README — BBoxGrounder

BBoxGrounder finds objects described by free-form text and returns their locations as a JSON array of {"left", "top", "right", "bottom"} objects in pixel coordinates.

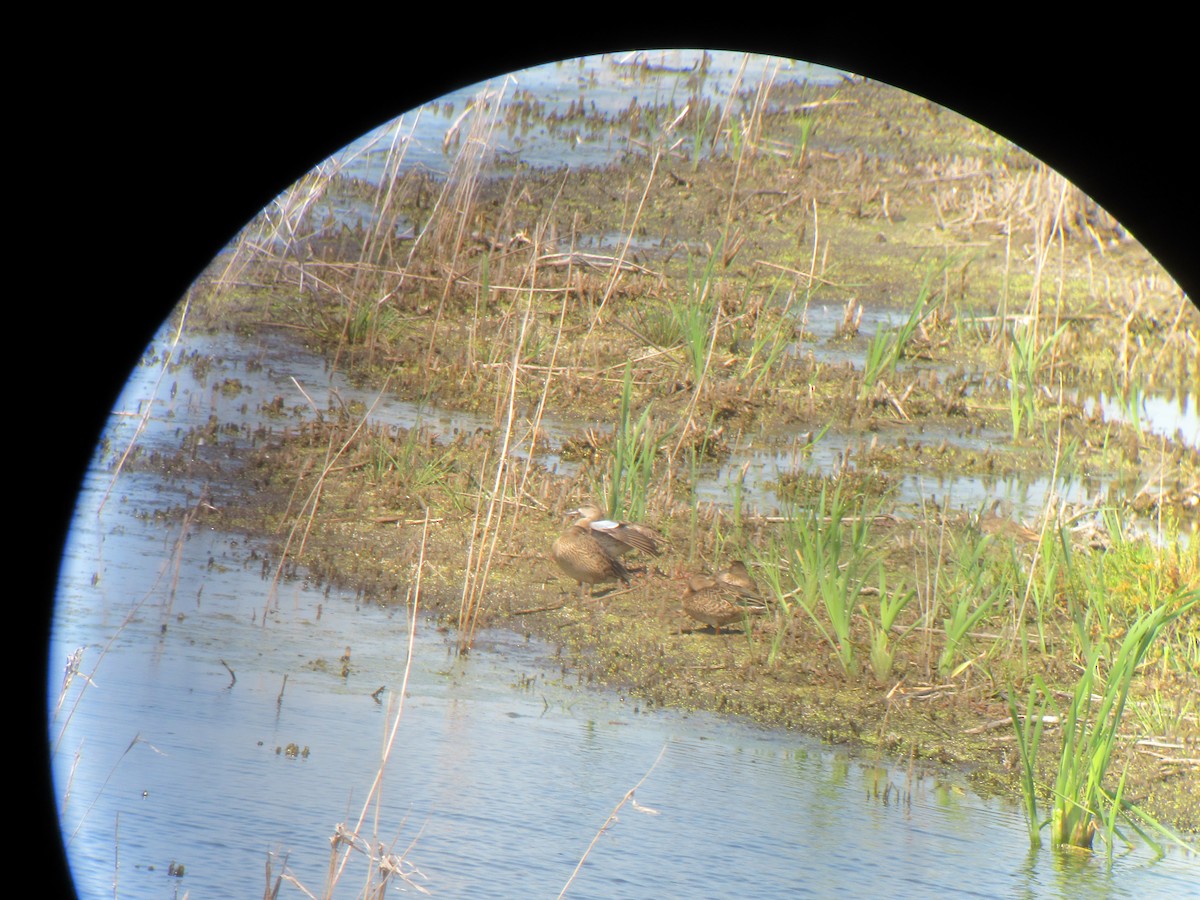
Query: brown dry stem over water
[{"left": 166, "top": 76, "right": 1198, "bottom": 839}]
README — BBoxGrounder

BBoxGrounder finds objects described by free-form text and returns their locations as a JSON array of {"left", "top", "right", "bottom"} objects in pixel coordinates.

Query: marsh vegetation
[{"left": 123, "top": 52, "right": 1199, "bottom": 873}]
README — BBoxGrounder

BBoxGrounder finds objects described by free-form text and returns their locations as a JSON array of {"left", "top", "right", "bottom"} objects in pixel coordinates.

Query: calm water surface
[{"left": 49, "top": 324, "right": 1198, "bottom": 898}]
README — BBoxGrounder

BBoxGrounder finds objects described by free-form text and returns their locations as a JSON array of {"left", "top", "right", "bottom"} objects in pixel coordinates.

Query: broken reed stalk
[
  {"left": 262, "top": 377, "right": 391, "bottom": 624},
  {"left": 326, "top": 512, "right": 430, "bottom": 896},
  {"left": 557, "top": 743, "right": 667, "bottom": 899}
]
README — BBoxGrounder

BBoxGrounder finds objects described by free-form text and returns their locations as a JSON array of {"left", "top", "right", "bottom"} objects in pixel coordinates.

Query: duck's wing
[
  {"left": 716, "top": 564, "right": 762, "bottom": 601},
  {"left": 586, "top": 518, "right": 663, "bottom": 557}
]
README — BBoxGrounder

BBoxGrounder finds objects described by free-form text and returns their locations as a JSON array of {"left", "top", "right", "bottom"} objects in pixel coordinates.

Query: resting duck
[
  {"left": 715, "top": 559, "right": 762, "bottom": 601},
  {"left": 552, "top": 514, "right": 631, "bottom": 597},
  {"left": 977, "top": 499, "right": 1040, "bottom": 544},
  {"left": 680, "top": 572, "right": 766, "bottom": 634},
  {"left": 567, "top": 504, "right": 666, "bottom": 559}
]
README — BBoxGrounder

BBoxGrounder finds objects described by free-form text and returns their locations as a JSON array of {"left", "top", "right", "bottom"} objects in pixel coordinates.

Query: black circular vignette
[{"left": 43, "top": 23, "right": 1195, "bottom": 898}]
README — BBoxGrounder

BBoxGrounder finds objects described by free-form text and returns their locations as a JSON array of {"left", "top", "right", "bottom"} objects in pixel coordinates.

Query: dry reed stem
[
  {"left": 458, "top": 289, "right": 535, "bottom": 649},
  {"left": 424, "top": 79, "right": 514, "bottom": 366},
  {"left": 326, "top": 513, "right": 430, "bottom": 896},
  {"left": 164, "top": 489, "right": 210, "bottom": 618},
  {"left": 709, "top": 53, "right": 748, "bottom": 155},
  {"left": 582, "top": 146, "right": 663, "bottom": 347},
  {"left": 457, "top": 447, "right": 491, "bottom": 647},
  {"left": 356, "top": 112, "right": 421, "bottom": 291},
  {"left": 511, "top": 219, "right": 575, "bottom": 536},
  {"left": 557, "top": 743, "right": 668, "bottom": 898},
  {"left": 915, "top": 481, "right": 950, "bottom": 681},
  {"left": 668, "top": 130, "right": 761, "bottom": 458},
  {"left": 66, "top": 734, "right": 164, "bottom": 848},
  {"left": 1011, "top": 383, "right": 1068, "bottom": 650}
]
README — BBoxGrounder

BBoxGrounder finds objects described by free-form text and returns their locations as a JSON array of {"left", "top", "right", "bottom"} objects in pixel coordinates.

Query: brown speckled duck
[
  {"left": 680, "top": 573, "right": 765, "bottom": 634},
  {"left": 715, "top": 559, "right": 762, "bottom": 601},
  {"left": 568, "top": 504, "right": 666, "bottom": 559},
  {"left": 552, "top": 514, "right": 631, "bottom": 597}
]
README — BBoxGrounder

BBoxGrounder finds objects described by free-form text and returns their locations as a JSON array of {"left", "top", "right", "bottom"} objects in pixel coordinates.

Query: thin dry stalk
[
  {"left": 356, "top": 112, "right": 422, "bottom": 289},
  {"left": 557, "top": 744, "right": 667, "bottom": 899},
  {"left": 663, "top": 96, "right": 761, "bottom": 453},
  {"left": 423, "top": 79, "right": 515, "bottom": 365},
  {"left": 710, "top": 53, "right": 749, "bottom": 153},
  {"left": 914, "top": 482, "right": 950, "bottom": 680},
  {"left": 511, "top": 219, "right": 575, "bottom": 535},
  {"left": 741, "top": 57, "right": 780, "bottom": 152},
  {"left": 582, "top": 141, "right": 666, "bottom": 347},
  {"left": 265, "top": 849, "right": 287, "bottom": 900},
  {"left": 66, "top": 734, "right": 164, "bottom": 848},
  {"left": 53, "top": 501, "right": 200, "bottom": 756},
  {"left": 1011, "top": 382, "right": 1068, "bottom": 649},
  {"left": 210, "top": 132, "right": 379, "bottom": 299},
  {"left": 325, "top": 513, "right": 430, "bottom": 897},
  {"left": 458, "top": 291, "right": 535, "bottom": 650},
  {"left": 457, "top": 447, "right": 492, "bottom": 643},
  {"left": 669, "top": 285, "right": 723, "bottom": 459},
  {"left": 163, "top": 489, "right": 210, "bottom": 618},
  {"left": 1024, "top": 168, "right": 1069, "bottom": 343}
]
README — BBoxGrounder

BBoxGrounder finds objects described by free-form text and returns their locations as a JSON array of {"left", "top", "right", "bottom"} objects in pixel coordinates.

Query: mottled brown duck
[
  {"left": 978, "top": 499, "right": 1040, "bottom": 543},
  {"left": 680, "top": 573, "right": 765, "bottom": 635},
  {"left": 552, "top": 516, "right": 631, "bottom": 597},
  {"left": 568, "top": 505, "right": 666, "bottom": 559},
  {"left": 715, "top": 559, "right": 762, "bottom": 601}
]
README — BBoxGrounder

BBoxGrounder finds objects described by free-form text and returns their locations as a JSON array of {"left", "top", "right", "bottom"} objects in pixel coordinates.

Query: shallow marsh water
[
  {"left": 339, "top": 51, "right": 845, "bottom": 178},
  {"left": 49, "top": 324, "right": 1198, "bottom": 897}
]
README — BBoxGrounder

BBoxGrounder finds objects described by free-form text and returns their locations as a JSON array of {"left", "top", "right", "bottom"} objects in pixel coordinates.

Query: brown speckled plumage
[
  {"left": 681, "top": 573, "right": 764, "bottom": 634},
  {"left": 715, "top": 560, "right": 762, "bottom": 601},
  {"left": 552, "top": 518, "right": 631, "bottom": 596},
  {"left": 978, "top": 501, "right": 1040, "bottom": 544}
]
